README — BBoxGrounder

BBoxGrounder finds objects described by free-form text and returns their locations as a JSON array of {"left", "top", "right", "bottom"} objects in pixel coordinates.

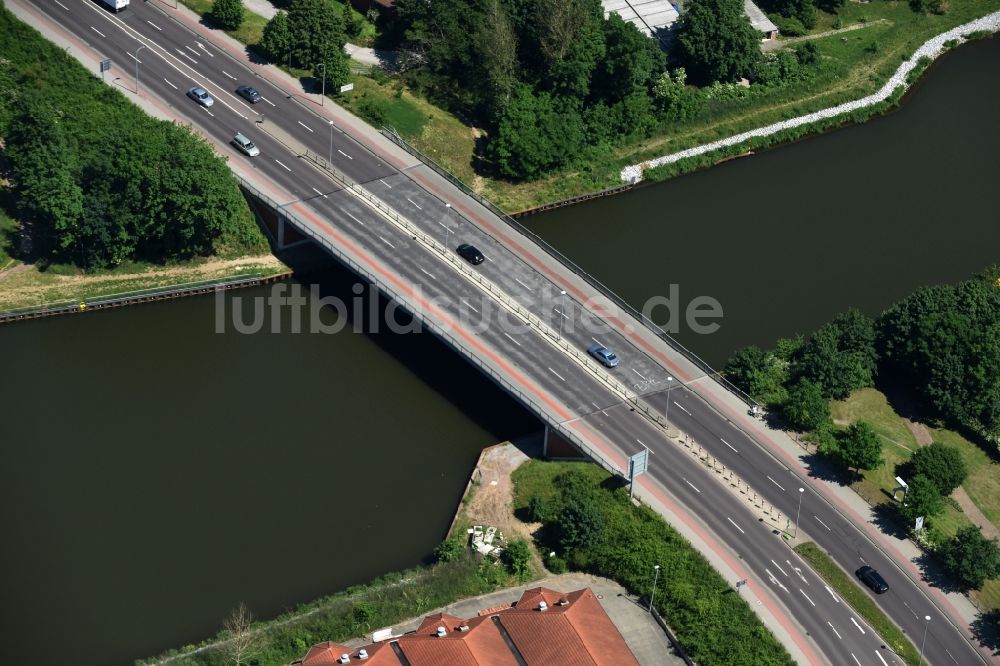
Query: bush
[
  {"left": 503, "top": 539, "right": 532, "bottom": 580},
  {"left": 527, "top": 494, "right": 553, "bottom": 523},
  {"left": 772, "top": 15, "right": 806, "bottom": 37},
  {"left": 357, "top": 97, "right": 388, "bottom": 126},
  {"left": 211, "top": 0, "right": 244, "bottom": 31},
  {"left": 433, "top": 532, "right": 468, "bottom": 563},
  {"left": 911, "top": 442, "right": 967, "bottom": 495}
]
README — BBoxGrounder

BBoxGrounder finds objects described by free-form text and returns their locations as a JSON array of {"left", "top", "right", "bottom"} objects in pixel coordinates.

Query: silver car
[
  {"left": 187, "top": 86, "right": 214, "bottom": 107},
  {"left": 232, "top": 132, "right": 260, "bottom": 157},
  {"left": 587, "top": 344, "right": 620, "bottom": 368}
]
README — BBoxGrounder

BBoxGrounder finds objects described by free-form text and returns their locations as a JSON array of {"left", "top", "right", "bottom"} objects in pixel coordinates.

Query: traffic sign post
[
  {"left": 628, "top": 448, "right": 649, "bottom": 498},
  {"left": 100, "top": 58, "right": 111, "bottom": 82}
]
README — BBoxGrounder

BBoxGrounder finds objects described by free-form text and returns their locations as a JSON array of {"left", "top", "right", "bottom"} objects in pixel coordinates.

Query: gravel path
[{"left": 621, "top": 12, "right": 1000, "bottom": 183}]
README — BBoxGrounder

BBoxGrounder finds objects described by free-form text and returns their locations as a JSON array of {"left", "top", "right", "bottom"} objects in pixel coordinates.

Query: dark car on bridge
[
  {"left": 587, "top": 344, "right": 620, "bottom": 368},
  {"left": 236, "top": 85, "right": 262, "bottom": 104},
  {"left": 456, "top": 243, "right": 485, "bottom": 265},
  {"left": 856, "top": 566, "right": 889, "bottom": 594}
]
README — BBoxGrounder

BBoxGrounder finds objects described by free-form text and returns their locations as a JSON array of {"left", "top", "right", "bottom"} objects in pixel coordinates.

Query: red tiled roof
[{"left": 298, "top": 587, "right": 638, "bottom": 666}]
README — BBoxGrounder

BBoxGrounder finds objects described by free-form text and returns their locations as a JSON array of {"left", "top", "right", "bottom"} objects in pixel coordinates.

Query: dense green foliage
[
  {"left": 819, "top": 421, "right": 883, "bottom": 472},
  {"left": 513, "top": 461, "right": 795, "bottom": 666},
  {"left": 726, "top": 269, "right": 1000, "bottom": 445},
  {"left": 139, "top": 556, "right": 508, "bottom": 666},
  {"left": 260, "top": 10, "right": 291, "bottom": 64},
  {"left": 394, "top": 0, "right": 815, "bottom": 180},
  {"left": 899, "top": 474, "right": 946, "bottom": 524},
  {"left": 672, "top": 0, "right": 762, "bottom": 84},
  {"left": 211, "top": 0, "right": 245, "bottom": 30},
  {"left": 503, "top": 539, "right": 533, "bottom": 580},
  {"left": 260, "top": 0, "right": 350, "bottom": 88},
  {"left": 0, "top": 7, "right": 264, "bottom": 268},
  {"left": 939, "top": 527, "right": 1000, "bottom": 590},
  {"left": 783, "top": 378, "right": 831, "bottom": 431},
  {"left": 911, "top": 442, "right": 968, "bottom": 495}
]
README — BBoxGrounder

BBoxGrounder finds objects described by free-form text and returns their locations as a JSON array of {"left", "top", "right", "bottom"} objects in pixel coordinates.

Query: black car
[
  {"left": 236, "top": 85, "right": 262, "bottom": 104},
  {"left": 456, "top": 243, "right": 485, "bottom": 265},
  {"left": 856, "top": 565, "right": 889, "bottom": 594}
]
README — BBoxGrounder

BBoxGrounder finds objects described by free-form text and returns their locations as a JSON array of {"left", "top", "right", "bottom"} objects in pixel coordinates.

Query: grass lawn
[
  {"left": 831, "top": 387, "right": 1000, "bottom": 610},
  {"left": 795, "top": 542, "right": 922, "bottom": 665}
]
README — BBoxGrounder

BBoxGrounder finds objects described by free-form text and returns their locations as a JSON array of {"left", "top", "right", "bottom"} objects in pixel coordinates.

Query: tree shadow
[
  {"left": 870, "top": 502, "right": 910, "bottom": 540},
  {"left": 971, "top": 609, "right": 1000, "bottom": 655},
  {"left": 801, "top": 450, "right": 855, "bottom": 486},
  {"left": 912, "top": 549, "right": 966, "bottom": 595}
]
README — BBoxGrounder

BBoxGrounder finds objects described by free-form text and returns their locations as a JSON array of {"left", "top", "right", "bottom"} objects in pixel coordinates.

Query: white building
[{"left": 602, "top": 0, "right": 779, "bottom": 41}]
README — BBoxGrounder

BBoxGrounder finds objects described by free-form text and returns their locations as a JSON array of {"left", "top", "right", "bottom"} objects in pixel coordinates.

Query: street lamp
[
  {"left": 315, "top": 62, "right": 326, "bottom": 106},
  {"left": 134, "top": 44, "right": 146, "bottom": 95},
  {"left": 794, "top": 487, "right": 805, "bottom": 537},
  {"left": 663, "top": 376, "right": 675, "bottom": 426},
  {"left": 328, "top": 119, "right": 334, "bottom": 165},
  {"left": 558, "top": 290, "right": 567, "bottom": 336},
  {"left": 649, "top": 564, "right": 660, "bottom": 613},
  {"left": 920, "top": 615, "right": 931, "bottom": 664},
  {"left": 444, "top": 203, "right": 454, "bottom": 246}
]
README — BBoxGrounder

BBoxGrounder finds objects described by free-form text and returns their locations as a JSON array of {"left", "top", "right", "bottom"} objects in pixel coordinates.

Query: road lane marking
[
  {"left": 726, "top": 517, "right": 745, "bottom": 534},
  {"left": 721, "top": 438, "right": 738, "bottom": 453},
  {"left": 766, "top": 475, "right": 786, "bottom": 492},
  {"left": 380, "top": 178, "right": 392, "bottom": 188},
  {"left": 814, "top": 515, "right": 832, "bottom": 531},
  {"left": 553, "top": 307, "right": 569, "bottom": 319},
  {"left": 591, "top": 402, "right": 602, "bottom": 411},
  {"left": 418, "top": 267, "right": 436, "bottom": 280},
  {"left": 127, "top": 52, "right": 142, "bottom": 63},
  {"left": 682, "top": 478, "right": 701, "bottom": 493},
  {"left": 274, "top": 159, "right": 292, "bottom": 172},
  {"left": 338, "top": 149, "right": 353, "bottom": 160},
  {"left": 222, "top": 70, "right": 237, "bottom": 80},
  {"left": 343, "top": 210, "right": 364, "bottom": 225},
  {"left": 435, "top": 220, "right": 449, "bottom": 231},
  {"left": 185, "top": 45, "right": 200, "bottom": 56},
  {"left": 944, "top": 649, "right": 960, "bottom": 665},
  {"left": 824, "top": 585, "right": 840, "bottom": 603},
  {"left": 311, "top": 187, "right": 328, "bottom": 198},
  {"left": 547, "top": 367, "right": 566, "bottom": 382},
  {"left": 298, "top": 121, "right": 314, "bottom": 132},
  {"left": 788, "top": 560, "right": 809, "bottom": 584},
  {"left": 503, "top": 332, "right": 521, "bottom": 347},
  {"left": 462, "top": 299, "right": 479, "bottom": 313},
  {"left": 55, "top": 0, "right": 69, "bottom": 9},
  {"left": 770, "top": 559, "right": 788, "bottom": 577},
  {"left": 175, "top": 48, "right": 198, "bottom": 64},
  {"left": 514, "top": 277, "right": 532, "bottom": 291},
  {"left": 592, "top": 337, "right": 607, "bottom": 347},
  {"left": 201, "top": 107, "right": 215, "bottom": 117},
  {"left": 146, "top": 20, "right": 163, "bottom": 31},
  {"left": 850, "top": 617, "right": 866, "bottom": 634},
  {"left": 377, "top": 235, "right": 395, "bottom": 249},
  {"left": 260, "top": 96, "right": 275, "bottom": 106},
  {"left": 163, "top": 78, "right": 178, "bottom": 90},
  {"left": 875, "top": 650, "right": 889, "bottom": 666},
  {"left": 90, "top": 26, "right": 106, "bottom": 38},
  {"left": 798, "top": 588, "right": 815, "bottom": 607},
  {"left": 673, "top": 400, "right": 691, "bottom": 415},
  {"left": 196, "top": 42, "right": 214, "bottom": 57},
  {"left": 828, "top": 622, "right": 842, "bottom": 640},
  {"left": 631, "top": 368, "right": 647, "bottom": 380},
  {"left": 851, "top": 653, "right": 862, "bottom": 666},
  {"left": 765, "top": 569, "right": 788, "bottom": 592},
  {"left": 406, "top": 197, "right": 422, "bottom": 210}
]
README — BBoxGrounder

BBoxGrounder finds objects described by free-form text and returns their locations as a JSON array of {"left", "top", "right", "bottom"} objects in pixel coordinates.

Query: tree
[
  {"left": 260, "top": 11, "right": 291, "bottom": 64},
  {"left": 911, "top": 442, "right": 967, "bottom": 495},
  {"left": 783, "top": 378, "right": 830, "bottom": 431},
  {"left": 531, "top": 0, "right": 606, "bottom": 97},
  {"left": 822, "top": 422, "right": 883, "bottom": 472},
  {"left": 504, "top": 539, "right": 532, "bottom": 579},
  {"left": 490, "top": 85, "right": 584, "bottom": 180},
  {"left": 724, "top": 345, "right": 790, "bottom": 406},
  {"left": 652, "top": 67, "right": 704, "bottom": 122},
  {"left": 222, "top": 603, "right": 255, "bottom": 666},
  {"left": 558, "top": 496, "right": 606, "bottom": 551},
  {"left": 211, "top": 0, "right": 244, "bottom": 31},
  {"left": 899, "top": 474, "right": 946, "bottom": 524},
  {"left": 796, "top": 309, "right": 878, "bottom": 398},
  {"left": 434, "top": 533, "right": 467, "bottom": 562},
  {"left": 939, "top": 527, "right": 1000, "bottom": 590},
  {"left": 671, "top": 0, "right": 762, "bottom": 85},
  {"left": 477, "top": 0, "right": 519, "bottom": 118},
  {"left": 342, "top": 1, "right": 360, "bottom": 38},
  {"left": 287, "top": 0, "right": 346, "bottom": 71},
  {"left": 595, "top": 14, "right": 663, "bottom": 102}
]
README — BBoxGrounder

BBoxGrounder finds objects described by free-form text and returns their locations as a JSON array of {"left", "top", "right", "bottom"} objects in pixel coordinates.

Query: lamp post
[
  {"left": 315, "top": 62, "right": 326, "bottom": 106},
  {"left": 920, "top": 615, "right": 931, "bottom": 664},
  {"left": 664, "top": 376, "right": 674, "bottom": 426},
  {"left": 328, "top": 119, "right": 334, "bottom": 165},
  {"left": 794, "top": 487, "right": 805, "bottom": 537},
  {"left": 649, "top": 564, "right": 660, "bottom": 613},
  {"left": 134, "top": 44, "right": 146, "bottom": 95},
  {"left": 558, "top": 290, "right": 567, "bottom": 336},
  {"left": 444, "top": 203, "right": 454, "bottom": 246}
]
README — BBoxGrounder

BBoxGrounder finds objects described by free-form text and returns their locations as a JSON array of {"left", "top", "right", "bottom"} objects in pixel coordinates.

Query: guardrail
[
  {"left": 239, "top": 177, "right": 629, "bottom": 478},
  {"left": 0, "top": 274, "right": 272, "bottom": 324},
  {"left": 378, "top": 127, "right": 759, "bottom": 409}
]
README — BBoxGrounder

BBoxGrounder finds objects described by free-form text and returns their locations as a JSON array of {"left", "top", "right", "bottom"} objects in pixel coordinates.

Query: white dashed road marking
[
  {"left": 815, "top": 515, "right": 832, "bottom": 531},
  {"left": 377, "top": 236, "right": 395, "bottom": 249},
  {"left": 547, "top": 367, "right": 566, "bottom": 382},
  {"left": 274, "top": 159, "right": 292, "bottom": 172},
  {"left": 127, "top": 52, "right": 142, "bottom": 63},
  {"left": 682, "top": 478, "right": 701, "bottom": 493},
  {"left": 798, "top": 588, "right": 815, "bottom": 607},
  {"left": 825, "top": 585, "right": 840, "bottom": 603},
  {"left": 673, "top": 400, "right": 691, "bottom": 415},
  {"left": 850, "top": 617, "right": 866, "bottom": 634},
  {"left": 503, "top": 332, "right": 521, "bottom": 347},
  {"left": 90, "top": 26, "right": 106, "bottom": 38},
  {"left": 55, "top": 0, "right": 69, "bottom": 9},
  {"left": 419, "top": 267, "right": 435, "bottom": 280},
  {"left": 338, "top": 149, "right": 353, "bottom": 160},
  {"left": 462, "top": 299, "right": 479, "bottom": 313},
  {"left": 406, "top": 197, "right": 422, "bottom": 210},
  {"left": 163, "top": 78, "right": 178, "bottom": 90},
  {"left": 828, "top": 622, "right": 842, "bottom": 640},
  {"left": 851, "top": 653, "right": 862, "bottom": 666},
  {"left": 721, "top": 438, "right": 738, "bottom": 452},
  {"left": 344, "top": 210, "right": 364, "bottom": 225},
  {"left": 726, "top": 517, "right": 745, "bottom": 534},
  {"left": 298, "top": 121, "right": 314, "bottom": 132},
  {"left": 311, "top": 188, "right": 328, "bottom": 199},
  {"left": 146, "top": 20, "right": 162, "bottom": 31},
  {"left": 515, "top": 278, "right": 532, "bottom": 291},
  {"left": 222, "top": 70, "right": 237, "bottom": 80},
  {"left": 770, "top": 560, "right": 788, "bottom": 577},
  {"left": 875, "top": 650, "right": 889, "bottom": 666},
  {"left": 260, "top": 97, "right": 275, "bottom": 106},
  {"left": 380, "top": 178, "right": 392, "bottom": 188},
  {"left": 175, "top": 48, "right": 197, "bottom": 64},
  {"left": 767, "top": 475, "right": 786, "bottom": 492},
  {"left": 631, "top": 368, "right": 647, "bottom": 380}
]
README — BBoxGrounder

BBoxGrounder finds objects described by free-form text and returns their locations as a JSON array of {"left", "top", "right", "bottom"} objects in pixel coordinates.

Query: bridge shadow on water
[{"left": 278, "top": 243, "right": 542, "bottom": 445}]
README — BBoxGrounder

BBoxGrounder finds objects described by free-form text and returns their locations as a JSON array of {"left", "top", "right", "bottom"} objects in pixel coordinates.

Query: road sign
[
  {"left": 628, "top": 448, "right": 649, "bottom": 498},
  {"left": 915, "top": 516, "right": 924, "bottom": 531},
  {"left": 339, "top": 83, "right": 354, "bottom": 93},
  {"left": 100, "top": 58, "right": 111, "bottom": 81}
]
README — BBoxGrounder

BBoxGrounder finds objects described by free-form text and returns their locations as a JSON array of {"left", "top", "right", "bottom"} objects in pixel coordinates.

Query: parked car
[
  {"left": 856, "top": 566, "right": 889, "bottom": 594},
  {"left": 456, "top": 243, "right": 485, "bottom": 265},
  {"left": 187, "top": 86, "right": 214, "bottom": 107},
  {"left": 232, "top": 132, "right": 260, "bottom": 157},
  {"left": 236, "top": 85, "right": 261, "bottom": 104},
  {"left": 587, "top": 343, "right": 620, "bottom": 368}
]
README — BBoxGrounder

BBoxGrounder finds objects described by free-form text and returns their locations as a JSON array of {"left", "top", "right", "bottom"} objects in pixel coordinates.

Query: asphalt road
[{"left": 23, "top": 2, "right": 989, "bottom": 665}]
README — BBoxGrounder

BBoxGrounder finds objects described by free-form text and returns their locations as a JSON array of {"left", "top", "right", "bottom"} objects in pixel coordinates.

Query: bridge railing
[
  {"left": 239, "top": 176, "right": 627, "bottom": 478},
  {"left": 379, "top": 127, "right": 759, "bottom": 409}
]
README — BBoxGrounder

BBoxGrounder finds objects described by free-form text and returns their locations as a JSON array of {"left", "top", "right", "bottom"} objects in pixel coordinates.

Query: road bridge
[{"left": 13, "top": 1, "right": 995, "bottom": 665}]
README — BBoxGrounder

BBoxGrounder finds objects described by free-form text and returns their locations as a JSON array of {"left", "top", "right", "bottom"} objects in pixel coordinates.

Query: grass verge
[{"left": 794, "top": 542, "right": 921, "bottom": 666}]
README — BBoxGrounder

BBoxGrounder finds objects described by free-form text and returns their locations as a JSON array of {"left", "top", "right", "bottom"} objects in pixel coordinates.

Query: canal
[
  {"left": 1, "top": 35, "right": 997, "bottom": 666},
  {"left": 528, "top": 36, "right": 1000, "bottom": 368}
]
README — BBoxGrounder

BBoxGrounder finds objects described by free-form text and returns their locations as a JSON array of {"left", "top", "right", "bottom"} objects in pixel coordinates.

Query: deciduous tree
[
  {"left": 783, "top": 378, "right": 830, "bottom": 431},
  {"left": 260, "top": 11, "right": 291, "bottom": 64},
  {"left": 211, "top": 0, "right": 244, "bottom": 31},
  {"left": 899, "top": 474, "right": 945, "bottom": 524},
  {"left": 911, "top": 442, "right": 967, "bottom": 495},
  {"left": 672, "top": 0, "right": 762, "bottom": 84},
  {"left": 939, "top": 526, "right": 1000, "bottom": 590},
  {"left": 222, "top": 603, "right": 255, "bottom": 666}
]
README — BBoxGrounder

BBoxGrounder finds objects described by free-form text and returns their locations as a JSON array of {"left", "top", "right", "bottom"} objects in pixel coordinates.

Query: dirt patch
[
  {"left": 952, "top": 487, "right": 1000, "bottom": 541},
  {"left": 903, "top": 419, "right": 934, "bottom": 446}
]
